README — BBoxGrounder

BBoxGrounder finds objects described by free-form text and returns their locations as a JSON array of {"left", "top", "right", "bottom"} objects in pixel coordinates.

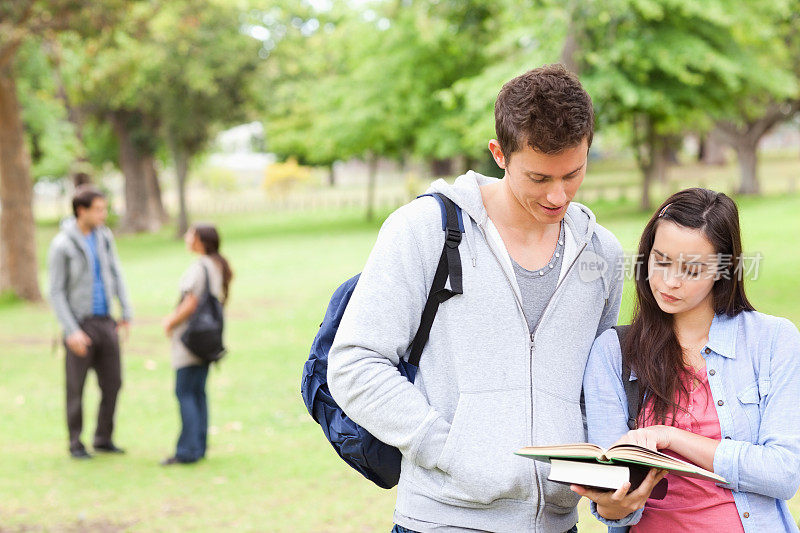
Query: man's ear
[{"left": 488, "top": 139, "right": 507, "bottom": 170}]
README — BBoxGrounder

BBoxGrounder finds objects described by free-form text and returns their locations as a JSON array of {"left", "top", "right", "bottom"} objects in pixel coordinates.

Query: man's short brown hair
[
  {"left": 72, "top": 185, "right": 105, "bottom": 218},
  {"left": 494, "top": 64, "right": 594, "bottom": 157}
]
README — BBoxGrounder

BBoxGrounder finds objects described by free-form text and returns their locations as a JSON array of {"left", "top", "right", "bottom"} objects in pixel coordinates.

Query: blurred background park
[{"left": 1, "top": 0, "right": 799, "bottom": 531}]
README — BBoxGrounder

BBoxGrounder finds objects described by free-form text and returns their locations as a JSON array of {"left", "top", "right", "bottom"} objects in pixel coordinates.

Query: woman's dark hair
[
  {"left": 192, "top": 224, "right": 233, "bottom": 304},
  {"left": 624, "top": 188, "right": 755, "bottom": 426},
  {"left": 494, "top": 63, "right": 594, "bottom": 157},
  {"left": 72, "top": 185, "right": 105, "bottom": 218}
]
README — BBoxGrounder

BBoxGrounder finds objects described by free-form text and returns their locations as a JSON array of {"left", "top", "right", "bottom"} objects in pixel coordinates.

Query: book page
[
  {"left": 516, "top": 443, "right": 604, "bottom": 461},
  {"left": 606, "top": 444, "right": 725, "bottom": 483}
]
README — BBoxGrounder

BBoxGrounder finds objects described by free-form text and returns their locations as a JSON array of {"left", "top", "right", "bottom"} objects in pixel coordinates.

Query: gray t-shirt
[{"left": 511, "top": 222, "right": 565, "bottom": 333}]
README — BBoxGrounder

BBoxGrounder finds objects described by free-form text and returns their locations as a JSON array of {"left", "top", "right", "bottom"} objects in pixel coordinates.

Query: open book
[{"left": 516, "top": 443, "right": 726, "bottom": 494}]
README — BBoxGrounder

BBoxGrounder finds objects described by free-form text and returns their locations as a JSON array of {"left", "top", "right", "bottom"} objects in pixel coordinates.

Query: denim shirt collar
[
  {"left": 627, "top": 313, "right": 739, "bottom": 382},
  {"left": 705, "top": 313, "right": 739, "bottom": 359}
]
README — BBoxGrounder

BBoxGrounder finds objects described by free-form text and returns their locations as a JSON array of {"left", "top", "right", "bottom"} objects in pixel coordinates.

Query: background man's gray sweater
[{"left": 48, "top": 218, "right": 133, "bottom": 336}]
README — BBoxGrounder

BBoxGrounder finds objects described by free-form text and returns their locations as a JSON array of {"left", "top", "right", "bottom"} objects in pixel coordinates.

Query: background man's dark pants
[{"left": 65, "top": 316, "right": 121, "bottom": 453}]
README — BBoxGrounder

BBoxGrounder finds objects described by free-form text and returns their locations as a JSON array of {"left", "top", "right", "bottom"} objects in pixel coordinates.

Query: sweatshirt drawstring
[
  {"left": 591, "top": 232, "right": 611, "bottom": 302},
  {"left": 463, "top": 218, "right": 478, "bottom": 267}
]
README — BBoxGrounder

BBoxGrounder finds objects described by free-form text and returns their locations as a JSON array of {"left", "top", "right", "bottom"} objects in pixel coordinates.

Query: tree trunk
[
  {"left": 327, "top": 163, "right": 336, "bottom": 187},
  {"left": 172, "top": 144, "right": 190, "bottom": 237},
  {"left": 453, "top": 154, "right": 468, "bottom": 176},
  {"left": 715, "top": 102, "right": 800, "bottom": 195},
  {"left": 697, "top": 134, "right": 705, "bottom": 162},
  {"left": 559, "top": 0, "right": 581, "bottom": 74},
  {"left": 430, "top": 158, "right": 453, "bottom": 177},
  {"left": 632, "top": 115, "right": 661, "bottom": 211},
  {"left": 0, "top": 62, "right": 42, "bottom": 301},
  {"left": 48, "top": 39, "right": 95, "bottom": 188},
  {"left": 734, "top": 140, "right": 759, "bottom": 195},
  {"left": 110, "top": 111, "right": 159, "bottom": 233},
  {"left": 143, "top": 155, "right": 169, "bottom": 223},
  {"left": 662, "top": 135, "right": 681, "bottom": 168},
  {"left": 700, "top": 129, "right": 728, "bottom": 166},
  {"left": 654, "top": 140, "right": 669, "bottom": 185},
  {"left": 366, "top": 154, "right": 377, "bottom": 221},
  {"left": 640, "top": 165, "right": 654, "bottom": 211},
  {"left": 465, "top": 156, "right": 477, "bottom": 172},
  {"left": 50, "top": 39, "right": 86, "bottom": 146}
]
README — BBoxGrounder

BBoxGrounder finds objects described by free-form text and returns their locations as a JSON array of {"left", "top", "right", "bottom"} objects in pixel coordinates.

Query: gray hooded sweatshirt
[
  {"left": 328, "top": 172, "right": 624, "bottom": 532},
  {"left": 48, "top": 218, "right": 133, "bottom": 336}
]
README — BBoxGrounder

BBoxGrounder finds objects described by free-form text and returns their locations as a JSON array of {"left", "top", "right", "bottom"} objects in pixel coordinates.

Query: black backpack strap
[
  {"left": 201, "top": 263, "right": 211, "bottom": 296},
  {"left": 408, "top": 193, "right": 463, "bottom": 367},
  {"left": 613, "top": 325, "right": 639, "bottom": 430}
]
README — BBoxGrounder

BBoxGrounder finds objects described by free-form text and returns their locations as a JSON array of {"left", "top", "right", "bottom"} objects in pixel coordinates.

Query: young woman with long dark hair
[
  {"left": 161, "top": 224, "right": 233, "bottom": 465},
  {"left": 577, "top": 188, "right": 800, "bottom": 532}
]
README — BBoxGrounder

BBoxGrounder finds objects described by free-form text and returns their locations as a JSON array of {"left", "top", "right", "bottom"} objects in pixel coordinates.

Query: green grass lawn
[{"left": 1, "top": 184, "right": 799, "bottom": 531}]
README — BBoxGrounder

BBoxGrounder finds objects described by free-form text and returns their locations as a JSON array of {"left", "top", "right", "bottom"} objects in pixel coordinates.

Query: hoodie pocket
[
  {"left": 536, "top": 393, "right": 584, "bottom": 511},
  {"left": 436, "top": 390, "right": 532, "bottom": 505}
]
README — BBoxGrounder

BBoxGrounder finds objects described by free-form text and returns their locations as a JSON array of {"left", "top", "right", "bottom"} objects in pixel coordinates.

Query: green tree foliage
[
  {"left": 61, "top": 0, "right": 262, "bottom": 234},
  {"left": 712, "top": 0, "right": 800, "bottom": 194},
  {"left": 16, "top": 39, "right": 81, "bottom": 181},
  {"left": 262, "top": 0, "right": 799, "bottom": 211},
  {"left": 572, "top": 0, "right": 791, "bottom": 208},
  {"left": 150, "top": 0, "right": 263, "bottom": 235}
]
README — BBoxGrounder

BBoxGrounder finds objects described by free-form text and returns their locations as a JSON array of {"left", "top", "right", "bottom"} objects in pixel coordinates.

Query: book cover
[{"left": 547, "top": 458, "right": 669, "bottom": 499}]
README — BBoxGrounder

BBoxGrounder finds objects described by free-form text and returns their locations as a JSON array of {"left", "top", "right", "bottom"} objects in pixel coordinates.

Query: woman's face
[
  {"left": 184, "top": 229, "right": 199, "bottom": 252},
  {"left": 647, "top": 220, "right": 718, "bottom": 316}
]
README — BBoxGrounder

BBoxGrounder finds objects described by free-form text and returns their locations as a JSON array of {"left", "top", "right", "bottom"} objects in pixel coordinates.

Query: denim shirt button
[
  {"left": 709, "top": 369, "right": 716, "bottom": 376},
  {"left": 705, "top": 347, "right": 712, "bottom": 354},
  {"left": 743, "top": 512, "right": 750, "bottom": 518},
  {"left": 718, "top": 400, "right": 724, "bottom": 406}
]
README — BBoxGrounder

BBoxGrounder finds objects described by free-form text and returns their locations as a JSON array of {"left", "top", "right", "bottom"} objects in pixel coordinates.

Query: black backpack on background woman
[{"left": 181, "top": 264, "right": 226, "bottom": 362}]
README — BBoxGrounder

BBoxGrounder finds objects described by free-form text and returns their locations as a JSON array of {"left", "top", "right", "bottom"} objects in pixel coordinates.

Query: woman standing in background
[{"left": 161, "top": 224, "right": 233, "bottom": 465}]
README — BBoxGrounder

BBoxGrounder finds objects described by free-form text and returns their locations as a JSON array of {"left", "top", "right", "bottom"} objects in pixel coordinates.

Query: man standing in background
[{"left": 48, "top": 185, "right": 133, "bottom": 459}]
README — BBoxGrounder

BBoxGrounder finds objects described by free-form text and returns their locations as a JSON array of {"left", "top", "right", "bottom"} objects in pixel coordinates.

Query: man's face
[
  {"left": 492, "top": 138, "right": 588, "bottom": 225},
  {"left": 78, "top": 197, "right": 108, "bottom": 229}
]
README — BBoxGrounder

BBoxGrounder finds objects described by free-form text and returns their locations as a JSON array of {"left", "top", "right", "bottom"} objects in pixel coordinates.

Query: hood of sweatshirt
[
  {"left": 426, "top": 170, "right": 596, "bottom": 245},
  {"left": 425, "top": 170, "right": 611, "bottom": 301},
  {"left": 59, "top": 217, "right": 94, "bottom": 259}
]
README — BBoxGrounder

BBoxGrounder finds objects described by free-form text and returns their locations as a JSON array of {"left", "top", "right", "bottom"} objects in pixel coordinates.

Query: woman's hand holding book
[
  {"left": 614, "top": 425, "right": 673, "bottom": 451},
  {"left": 571, "top": 468, "right": 669, "bottom": 520}
]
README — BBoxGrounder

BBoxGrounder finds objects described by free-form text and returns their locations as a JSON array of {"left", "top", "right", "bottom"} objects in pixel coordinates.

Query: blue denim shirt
[{"left": 583, "top": 311, "right": 800, "bottom": 533}]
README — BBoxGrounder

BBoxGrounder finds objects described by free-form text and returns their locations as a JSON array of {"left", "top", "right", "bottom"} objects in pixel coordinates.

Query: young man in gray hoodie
[
  {"left": 328, "top": 64, "right": 637, "bottom": 532},
  {"left": 48, "top": 186, "right": 133, "bottom": 459}
]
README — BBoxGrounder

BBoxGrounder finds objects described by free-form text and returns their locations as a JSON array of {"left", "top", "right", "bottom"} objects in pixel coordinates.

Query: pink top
[{"left": 630, "top": 365, "right": 744, "bottom": 533}]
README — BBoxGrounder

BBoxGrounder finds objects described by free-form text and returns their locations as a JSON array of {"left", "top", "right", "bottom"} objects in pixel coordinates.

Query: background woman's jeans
[{"left": 175, "top": 363, "right": 209, "bottom": 462}]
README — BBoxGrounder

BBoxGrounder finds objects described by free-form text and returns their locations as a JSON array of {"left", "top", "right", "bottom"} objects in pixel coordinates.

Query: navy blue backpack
[{"left": 300, "top": 193, "right": 464, "bottom": 489}]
